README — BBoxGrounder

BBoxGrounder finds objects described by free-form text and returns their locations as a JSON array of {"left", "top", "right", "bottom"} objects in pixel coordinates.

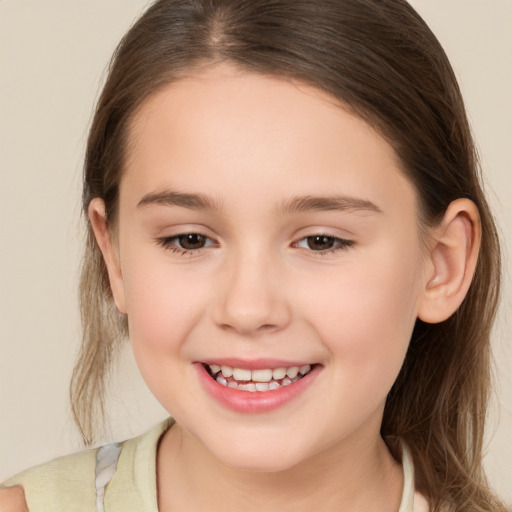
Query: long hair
[{"left": 71, "top": 1, "right": 505, "bottom": 510}]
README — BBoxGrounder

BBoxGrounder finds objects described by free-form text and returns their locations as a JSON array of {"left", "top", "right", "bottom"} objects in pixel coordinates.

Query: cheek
[
  {"left": 301, "top": 244, "right": 425, "bottom": 389},
  {"left": 121, "top": 264, "right": 211, "bottom": 413},
  {"left": 119, "top": 245, "right": 209, "bottom": 374}
]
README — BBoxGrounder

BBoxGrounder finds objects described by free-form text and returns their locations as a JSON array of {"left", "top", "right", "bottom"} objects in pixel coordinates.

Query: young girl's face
[{"left": 100, "top": 64, "right": 432, "bottom": 472}]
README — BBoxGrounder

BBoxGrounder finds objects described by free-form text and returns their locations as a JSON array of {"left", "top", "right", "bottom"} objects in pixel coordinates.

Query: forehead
[{"left": 121, "top": 63, "right": 416, "bottom": 216}]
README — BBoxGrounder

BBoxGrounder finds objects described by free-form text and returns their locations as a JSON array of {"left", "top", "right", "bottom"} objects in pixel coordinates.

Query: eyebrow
[
  {"left": 136, "top": 189, "right": 381, "bottom": 215},
  {"left": 137, "top": 190, "right": 222, "bottom": 211},
  {"left": 278, "top": 195, "right": 382, "bottom": 215}
]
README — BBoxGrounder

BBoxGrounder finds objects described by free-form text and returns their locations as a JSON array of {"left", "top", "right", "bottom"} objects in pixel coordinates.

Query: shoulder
[
  {"left": 0, "top": 486, "right": 28, "bottom": 512},
  {"left": 0, "top": 419, "right": 173, "bottom": 512},
  {"left": 0, "top": 447, "right": 98, "bottom": 512}
]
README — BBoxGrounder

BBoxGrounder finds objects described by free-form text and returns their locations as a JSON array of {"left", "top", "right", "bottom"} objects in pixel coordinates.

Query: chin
[
  {"left": 205, "top": 436, "right": 308, "bottom": 474},
  {"left": 222, "top": 452, "right": 303, "bottom": 474}
]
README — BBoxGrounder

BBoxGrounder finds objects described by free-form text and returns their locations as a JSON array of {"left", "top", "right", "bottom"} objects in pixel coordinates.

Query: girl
[{"left": 1, "top": 1, "right": 509, "bottom": 511}]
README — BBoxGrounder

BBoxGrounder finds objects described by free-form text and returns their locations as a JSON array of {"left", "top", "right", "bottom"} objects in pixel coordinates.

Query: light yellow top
[{"left": 1, "top": 419, "right": 428, "bottom": 511}]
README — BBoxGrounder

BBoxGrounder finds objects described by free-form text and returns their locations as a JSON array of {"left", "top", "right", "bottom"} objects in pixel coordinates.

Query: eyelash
[
  {"left": 156, "top": 233, "right": 354, "bottom": 256},
  {"left": 156, "top": 233, "right": 218, "bottom": 257},
  {"left": 294, "top": 234, "right": 354, "bottom": 255}
]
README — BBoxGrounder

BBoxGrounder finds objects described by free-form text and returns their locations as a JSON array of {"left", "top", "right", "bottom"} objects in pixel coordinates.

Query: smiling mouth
[{"left": 203, "top": 363, "right": 315, "bottom": 392}]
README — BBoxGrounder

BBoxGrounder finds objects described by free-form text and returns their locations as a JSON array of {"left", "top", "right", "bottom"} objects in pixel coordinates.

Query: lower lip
[{"left": 195, "top": 363, "right": 321, "bottom": 414}]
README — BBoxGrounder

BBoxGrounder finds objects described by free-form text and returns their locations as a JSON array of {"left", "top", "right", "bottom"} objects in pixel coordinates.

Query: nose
[{"left": 212, "top": 249, "right": 291, "bottom": 336}]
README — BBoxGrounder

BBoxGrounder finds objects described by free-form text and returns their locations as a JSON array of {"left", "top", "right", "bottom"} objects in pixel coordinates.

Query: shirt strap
[{"left": 95, "top": 442, "right": 123, "bottom": 512}]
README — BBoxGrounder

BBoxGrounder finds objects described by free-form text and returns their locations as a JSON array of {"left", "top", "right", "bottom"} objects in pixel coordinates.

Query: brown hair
[{"left": 72, "top": 1, "right": 506, "bottom": 510}]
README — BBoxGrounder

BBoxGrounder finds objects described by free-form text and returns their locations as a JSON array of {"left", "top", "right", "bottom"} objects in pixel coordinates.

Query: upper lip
[{"left": 198, "top": 358, "right": 316, "bottom": 370}]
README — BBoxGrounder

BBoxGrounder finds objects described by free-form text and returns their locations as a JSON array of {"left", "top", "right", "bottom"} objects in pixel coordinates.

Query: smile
[
  {"left": 196, "top": 361, "right": 321, "bottom": 413},
  {"left": 205, "top": 364, "right": 313, "bottom": 392}
]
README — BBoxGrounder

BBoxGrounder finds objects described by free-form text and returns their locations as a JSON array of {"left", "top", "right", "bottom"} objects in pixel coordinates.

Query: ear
[
  {"left": 88, "top": 198, "right": 127, "bottom": 314},
  {"left": 418, "top": 198, "right": 481, "bottom": 324}
]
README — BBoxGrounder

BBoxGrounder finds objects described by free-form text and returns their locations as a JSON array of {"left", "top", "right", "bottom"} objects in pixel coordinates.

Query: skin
[
  {"left": 0, "top": 487, "right": 28, "bottom": 512},
  {"left": 88, "top": 63, "right": 481, "bottom": 512}
]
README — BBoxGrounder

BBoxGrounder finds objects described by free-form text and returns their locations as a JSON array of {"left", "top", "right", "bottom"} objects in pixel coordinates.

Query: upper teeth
[{"left": 208, "top": 364, "right": 312, "bottom": 382}]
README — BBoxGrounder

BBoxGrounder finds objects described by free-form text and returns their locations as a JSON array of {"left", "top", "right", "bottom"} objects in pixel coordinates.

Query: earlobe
[
  {"left": 418, "top": 198, "right": 481, "bottom": 324},
  {"left": 88, "top": 198, "right": 127, "bottom": 314}
]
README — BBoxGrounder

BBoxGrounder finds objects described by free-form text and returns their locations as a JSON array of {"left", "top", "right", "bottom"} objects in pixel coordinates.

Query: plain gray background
[{"left": 1, "top": 0, "right": 511, "bottom": 503}]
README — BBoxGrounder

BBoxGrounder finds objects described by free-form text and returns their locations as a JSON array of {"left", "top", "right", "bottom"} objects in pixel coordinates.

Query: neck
[{"left": 156, "top": 423, "right": 404, "bottom": 512}]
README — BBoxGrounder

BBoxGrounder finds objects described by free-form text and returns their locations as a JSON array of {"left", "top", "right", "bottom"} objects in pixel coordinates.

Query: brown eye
[
  {"left": 306, "top": 235, "right": 336, "bottom": 251},
  {"left": 295, "top": 234, "right": 353, "bottom": 254},
  {"left": 156, "top": 232, "right": 217, "bottom": 254},
  {"left": 178, "top": 233, "right": 207, "bottom": 249}
]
